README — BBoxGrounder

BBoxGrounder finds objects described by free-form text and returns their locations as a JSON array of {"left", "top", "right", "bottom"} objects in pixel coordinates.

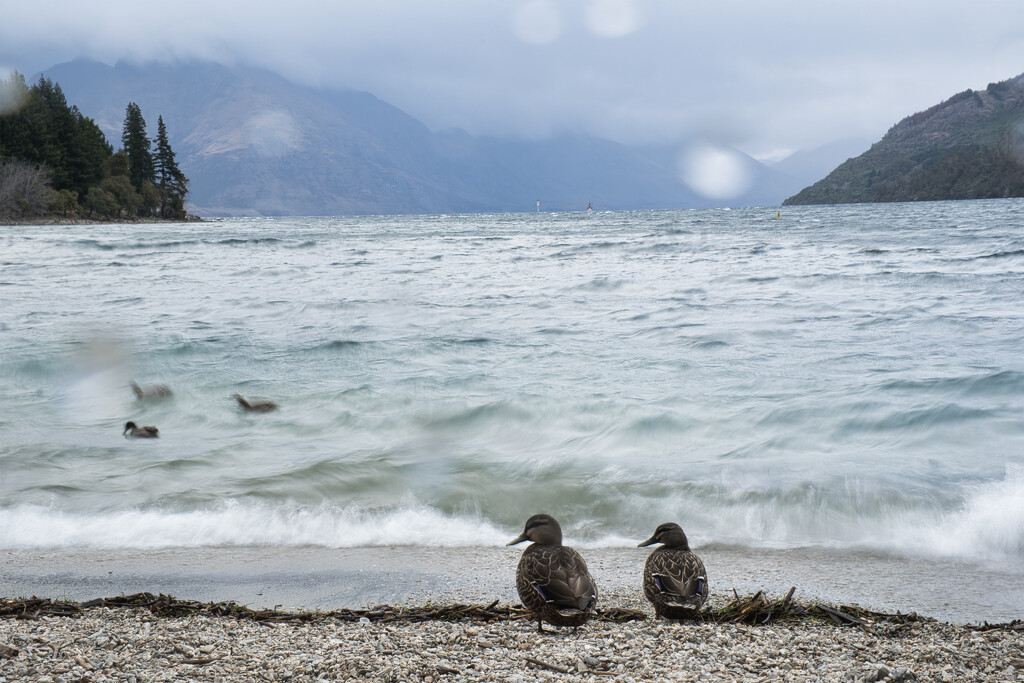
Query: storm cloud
[{"left": 3, "top": 0, "right": 1023, "bottom": 160}]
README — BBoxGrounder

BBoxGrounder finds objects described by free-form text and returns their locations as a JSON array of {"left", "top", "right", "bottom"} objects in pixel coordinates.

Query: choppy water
[{"left": 2, "top": 202, "right": 1022, "bottom": 566}]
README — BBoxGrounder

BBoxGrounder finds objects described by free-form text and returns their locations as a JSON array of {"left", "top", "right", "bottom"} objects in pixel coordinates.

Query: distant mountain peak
[{"left": 41, "top": 57, "right": 802, "bottom": 215}]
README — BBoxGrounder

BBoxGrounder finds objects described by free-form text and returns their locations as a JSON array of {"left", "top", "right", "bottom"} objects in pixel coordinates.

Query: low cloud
[{"left": 3, "top": 1, "right": 1024, "bottom": 157}]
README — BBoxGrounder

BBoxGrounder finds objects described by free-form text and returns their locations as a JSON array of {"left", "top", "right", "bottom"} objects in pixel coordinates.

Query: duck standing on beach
[
  {"left": 123, "top": 421, "right": 159, "bottom": 438},
  {"left": 638, "top": 522, "right": 709, "bottom": 619},
  {"left": 130, "top": 381, "right": 172, "bottom": 400},
  {"left": 507, "top": 514, "right": 598, "bottom": 633},
  {"left": 234, "top": 394, "right": 278, "bottom": 413}
]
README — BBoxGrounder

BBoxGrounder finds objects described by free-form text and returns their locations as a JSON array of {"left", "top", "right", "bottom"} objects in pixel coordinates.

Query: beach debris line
[
  {"left": 965, "top": 619, "right": 1024, "bottom": 633},
  {"left": 0, "top": 593, "right": 641, "bottom": 626},
  {"left": 698, "top": 588, "right": 930, "bottom": 631},
  {"left": 1, "top": 596, "right": 83, "bottom": 620},
  {"left": 1, "top": 590, "right": 978, "bottom": 630}
]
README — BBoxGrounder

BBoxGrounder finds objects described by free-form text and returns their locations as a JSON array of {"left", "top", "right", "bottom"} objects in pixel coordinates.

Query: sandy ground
[{"left": 3, "top": 545, "right": 1022, "bottom": 625}]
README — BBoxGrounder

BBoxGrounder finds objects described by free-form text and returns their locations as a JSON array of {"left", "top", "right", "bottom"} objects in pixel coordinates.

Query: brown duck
[
  {"left": 123, "top": 421, "right": 159, "bottom": 438},
  {"left": 234, "top": 394, "right": 278, "bottom": 413},
  {"left": 638, "top": 522, "right": 709, "bottom": 618},
  {"left": 507, "top": 514, "right": 598, "bottom": 633}
]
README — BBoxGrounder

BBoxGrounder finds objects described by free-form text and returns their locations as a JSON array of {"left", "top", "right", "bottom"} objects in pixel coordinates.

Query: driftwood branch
[
  {"left": 525, "top": 656, "right": 571, "bottom": 673},
  {"left": 965, "top": 619, "right": 1024, "bottom": 633}
]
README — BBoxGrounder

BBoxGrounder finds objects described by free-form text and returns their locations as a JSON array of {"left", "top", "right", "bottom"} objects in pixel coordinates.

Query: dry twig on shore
[
  {"left": 697, "top": 587, "right": 930, "bottom": 630},
  {"left": 1, "top": 593, "right": 645, "bottom": 626},
  {"left": 4, "top": 589, "right": 1015, "bottom": 631}
]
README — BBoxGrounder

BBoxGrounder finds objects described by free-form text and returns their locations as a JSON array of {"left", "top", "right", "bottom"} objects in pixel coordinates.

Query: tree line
[{"left": 0, "top": 73, "right": 190, "bottom": 221}]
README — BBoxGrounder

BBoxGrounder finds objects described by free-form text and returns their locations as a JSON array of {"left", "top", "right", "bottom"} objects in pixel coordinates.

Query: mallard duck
[
  {"left": 123, "top": 421, "right": 159, "bottom": 438},
  {"left": 507, "top": 514, "right": 598, "bottom": 633},
  {"left": 234, "top": 394, "right": 278, "bottom": 413},
  {"left": 130, "top": 381, "right": 172, "bottom": 400},
  {"left": 638, "top": 522, "right": 709, "bottom": 619}
]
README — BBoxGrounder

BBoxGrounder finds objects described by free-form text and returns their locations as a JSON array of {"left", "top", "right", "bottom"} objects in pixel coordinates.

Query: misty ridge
[{"left": 34, "top": 58, "right": 865, "bottom": 217}]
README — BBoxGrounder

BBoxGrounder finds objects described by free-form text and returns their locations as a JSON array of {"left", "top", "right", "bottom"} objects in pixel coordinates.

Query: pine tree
[
  {"left": 121, "top": 102, "right": 154, "bottom": 193},
  {"left": 2, "top": 74, "right": 115, "bottom": 217},
  {"left": 35, "top": 78, "right": 74, "bottom": 190},
  {"left": 152, "top": 115, "right": 189, "bottom": 218},
  {"left": 66, "top": 109, "right": 112, "bottom": 197}
]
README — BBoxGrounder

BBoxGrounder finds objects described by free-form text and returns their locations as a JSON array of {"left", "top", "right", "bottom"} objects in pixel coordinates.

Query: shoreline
[
  {"left": 3, "top": 547, "right": 1023, "bottom": 681},
  {"left": 4, "top": 545, "right": 1023, "bottom": 625},
  {"left": 2, "top": 590, "right": 1021, "bottom": 681},
  {"left": 0, "top": 213, "right": 205, "bottom": 226}
]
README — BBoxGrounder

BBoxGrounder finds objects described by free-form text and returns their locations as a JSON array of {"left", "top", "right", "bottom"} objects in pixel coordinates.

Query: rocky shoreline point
[
  {"left": 2, "top": 589, "right": 1022, "bottom": 682},
  {"left": 0, "top": 214, "right": 205, "bottom": 226}
]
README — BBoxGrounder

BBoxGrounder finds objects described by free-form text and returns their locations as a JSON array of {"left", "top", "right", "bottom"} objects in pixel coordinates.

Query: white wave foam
[
  {"left": 692, "top": 467, "right": 1024, "bottom": 562},
  {"left": 2, "top": 469, "right": 1021, "bottom": 561},
  {"left": 921, "top": 465, "right": 1024, "bottom": 560},
  {"left": 0, "top": 501, "right": 509, "bottom": 549}
]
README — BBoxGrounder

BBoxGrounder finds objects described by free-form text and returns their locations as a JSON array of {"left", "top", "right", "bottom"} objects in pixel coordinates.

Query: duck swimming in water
[
  {"left": 507, "top": 514, "right": 598, "bottom": 633},
  {"left": 130, "top": 381, "right": 172, "bottom": 400},
  {"left": 123, "top": 421, "right": 159, "bottom": 438},
  {"left": 638, "top": 522, "right": 709, "bottom": 619},
  {"left": 234, "top": 394, "right": 278, "bottom": 413}
]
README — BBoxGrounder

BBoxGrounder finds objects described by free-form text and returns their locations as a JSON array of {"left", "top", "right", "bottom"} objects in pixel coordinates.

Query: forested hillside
[
  {"left": 0, "top": 73, "right": 190, "bottom": 221},
  {"left": 784, "top": 73, "right": 1024, "bottom": 205}
]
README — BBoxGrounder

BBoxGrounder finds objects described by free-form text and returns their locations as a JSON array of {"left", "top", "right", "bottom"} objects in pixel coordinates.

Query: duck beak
[
  {"left": 638, "top": 535, "right": 658, "bottom": 547},
  {"left": 506, "top": 532, "right": 529, "bottom": 546}
]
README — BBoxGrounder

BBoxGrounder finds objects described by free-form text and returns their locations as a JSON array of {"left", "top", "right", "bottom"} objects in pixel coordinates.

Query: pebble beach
[
  {"left": 3, "top": 546, "right": 1024, "bottom": 682},
  {"left": 2, "top": 589, "right": 1023, "bottom": 682}
]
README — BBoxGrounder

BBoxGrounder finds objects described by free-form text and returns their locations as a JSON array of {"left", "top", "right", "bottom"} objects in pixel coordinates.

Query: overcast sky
[{"left": 3, "top": 0, "right": 1023, "bottom": 160}]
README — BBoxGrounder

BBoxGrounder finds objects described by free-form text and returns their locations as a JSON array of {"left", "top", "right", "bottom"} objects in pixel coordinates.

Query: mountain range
[{"left": 38, "top": 59, "right": 858, "bottom": 216}]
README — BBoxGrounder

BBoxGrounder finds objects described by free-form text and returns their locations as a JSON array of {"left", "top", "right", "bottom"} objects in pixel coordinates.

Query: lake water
[{"left": 1, "top": 202, "right": 1022, "bottom": 579}]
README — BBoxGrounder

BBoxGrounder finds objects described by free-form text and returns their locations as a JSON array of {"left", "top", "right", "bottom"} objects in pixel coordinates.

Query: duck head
[
  {"left": 507, "top": 513, "right": 563, "bottom": 547},
  {"left": 638, "top": 522, "right": 690, "bottom": 550}
]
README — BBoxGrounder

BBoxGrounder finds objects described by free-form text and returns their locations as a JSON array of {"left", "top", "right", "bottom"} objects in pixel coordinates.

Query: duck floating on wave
[
  {"left": 123, "top": 421, "right": 159, "bottom": 438},
  {"left": 234, "top": 394, "right": 278, "bottom": 413}
]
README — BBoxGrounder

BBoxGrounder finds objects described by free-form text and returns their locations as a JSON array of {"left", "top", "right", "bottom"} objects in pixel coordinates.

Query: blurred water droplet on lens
[
  {"left": 678, "top": 142, "right": 752, "bottom": 200},
  {"left": 0, "top": 74, "right": 29, "bottom": 115}
]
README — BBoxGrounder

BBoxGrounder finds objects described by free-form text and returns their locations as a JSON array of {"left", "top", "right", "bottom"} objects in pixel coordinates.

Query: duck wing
[
  {"left": 522, "top": 546, "right": 597, "bottom": 611},
  {"left": 647, "top": 549, "right": 707, "bottom": 601}
]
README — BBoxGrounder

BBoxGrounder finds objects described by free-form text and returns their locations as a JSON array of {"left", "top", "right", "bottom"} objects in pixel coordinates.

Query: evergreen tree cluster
[{"left": 0, "top": 72, "right": 189, "bottom": 221}]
